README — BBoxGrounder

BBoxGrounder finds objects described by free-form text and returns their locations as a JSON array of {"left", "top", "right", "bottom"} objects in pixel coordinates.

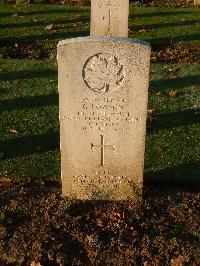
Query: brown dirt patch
[
  {"left": 1, "top": 43, "right": 200, "bottom": 64},
  {"left": 151, "top": 44, "right": 200, "bottom": 64},
  {"left": 0, "top": 181, "right": 199, "bottom": 265}
]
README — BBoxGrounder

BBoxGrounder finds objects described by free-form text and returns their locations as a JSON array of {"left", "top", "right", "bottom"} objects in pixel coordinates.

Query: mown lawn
[
  {"left": 0, "top": 4, "right": 199, "bottom": 186},
  {"left": 0, "top": 5, "right": 199, "bottom": 50}
]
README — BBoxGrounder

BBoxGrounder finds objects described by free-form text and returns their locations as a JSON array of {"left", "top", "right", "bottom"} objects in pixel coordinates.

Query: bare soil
[
  {"left": 151, "top": 45, "right": 200, "bottom": 64},
  {"left": 2, "top": 43, "right": 200, "bottom": 64},
  {"left": 0, "top": 180, "right": 199, "bottom": 265}
]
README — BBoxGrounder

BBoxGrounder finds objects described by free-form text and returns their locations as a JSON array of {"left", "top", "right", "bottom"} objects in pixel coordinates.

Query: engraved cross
[
  {"left": 91, "top": 135, "right": 115, "bottom": 166},
  {"left": 108, "top": 10, "right": 112, "bottom": 35}
]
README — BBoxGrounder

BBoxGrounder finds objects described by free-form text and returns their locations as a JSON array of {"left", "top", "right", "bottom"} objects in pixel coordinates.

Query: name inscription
[{"left": 63, "top": 97, "right": 142, "bottom": 132}]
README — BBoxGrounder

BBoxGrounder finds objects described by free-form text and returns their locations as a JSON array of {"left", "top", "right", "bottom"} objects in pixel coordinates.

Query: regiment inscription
[{"left": 62, "top": 97, "right": 143, "bottom": 132}]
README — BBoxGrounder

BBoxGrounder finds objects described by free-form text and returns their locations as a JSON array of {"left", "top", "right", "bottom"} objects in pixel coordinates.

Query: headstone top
[
  {"left": 90, "top": 0, "right": 129, "bottom": 37},
  {"left": 58, "top": 36, "right": 150, "bottom": 47}
]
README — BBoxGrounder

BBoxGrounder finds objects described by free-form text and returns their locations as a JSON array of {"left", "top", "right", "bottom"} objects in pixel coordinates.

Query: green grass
[
  {"left": 0, "top": 4, "right": 199, "bottom": 186},
  {"left": 0, "top": 4, "right": 90, "bottom": 48},
  {"left": 0, "top": 59, "right": 199, "bottom": 185},
  {"left": 146, "top": 63, "right": 200, "bottom": 185},
  {"left": 0, "top": 4, "right": 199, "bottom": 50},
  {"left": 0, "top": 59, "right": 59, "bottom": 180},
  {"left": 129, "top": 7, "right": 200, "bottom": 46}
]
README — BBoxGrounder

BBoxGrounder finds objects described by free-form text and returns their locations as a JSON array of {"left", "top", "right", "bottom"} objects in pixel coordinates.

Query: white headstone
[
  {"left": 194, "top": 0, "right": 200, "bottom": 6},
  {"left": 58, "top": 37, "right": 151, "bottom": 200},
  {"left": 90, "top": 0, "right": 129, "bottom": 37}
]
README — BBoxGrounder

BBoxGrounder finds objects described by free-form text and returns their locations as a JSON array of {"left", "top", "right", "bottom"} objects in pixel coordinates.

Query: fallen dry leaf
[
  {"left": 96, "top": 218, "right": 103, "bottom": 227},
  {"left": 156, "top": 144, "right": 164, "bottom": 157},
  {"left": 171, "top": 258, "right": 182, "bottom": 266},
  {"left": 30, "top": 261, "right": 42, "bottom": 266},
  {"left": 155, "top": 92, "right": 162, "bottom": 96},
  {"left": 138, "top": 28, "right": 146, "bottom": 33},
  {"left": 147, "top": 108, "right": 156, "bottom": 123},
  {"left": 0, "top": 177, "right": 12, "bottom": 187},
  {"left": 10, "top": 129, "right": 17, "bottom": 134},
  {"left": 169, "top": 90, "right": 178, "bottom": 97},
  {"left": 8, "top": 79, "right": 21, "bottom": 85},
  {"left": 192, "top": 105, "right": 200, "bottom": 115},
  {"left": 148, "top": 108, "right": 156, "bottom": 114},
  {"left": 47, "top": 252, "right": 54, "bottom": 261},
  {"left": 0, "top": 225, "right": 7, "bottom": 238},
  {"left": 168, "top": 67, "right": 179, "bottom": 78},
  {"left": 151, "top": 56, "right": 157, "bottom": 61},
  {"left": 171, "top": 255, "right": 189, "bottom": 266},
  {"left": 86, "top": 235, "right": 94, "bottom": 243},
  {"left": 45, "top": 24, "right": 54, "bottom": 30},
  {"left": 59, "top": 24, "right": 65, "bottom": 28},
  {"left": 73, "top": 22, "right": 84, "bottom": 28}
]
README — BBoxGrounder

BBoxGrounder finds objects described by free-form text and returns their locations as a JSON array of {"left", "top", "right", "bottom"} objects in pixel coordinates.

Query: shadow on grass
[
  {"left": 129, "top": 10, "right": 196, "bottom": 19},
  {"left": 0, "top": 17, "right": 90, "bottom": 29},
  {"left": 150, "top": 75, "right": 200, "bottom": 92},
  {"left": 0, "top": 132, "right": 59, "bottom": 159},
  {"left": 0, "top": 30, "right": 89, "bottom": 47},
  {"left": 0, "top": 69, "right": 57, "bottom": 81},
  {"left": 147, "top": 33, "right": 200, "bottom": 45},
  {"left": 1, "top": 9, "right": 194, "bottom": 19},
  {"left": 130, "top": 19, "right": 200, "bottom": 31},
  {"left": 147, "top": 109, "right": 199, "bottom": 132},
  {"left": 0, "top": 8, "right": 89, "bottom": 18},
  {"left": 1, "top": 32, "right": 198, "bottom": 48},
  {"left": 0, "top": 94, "right": 58, "bottom": 113},
  {"left": 145, "top": 161, "right": 200, "bottom": 188},
  {"left": 2, "top": 18, "right": 197, "bottom": 31}
]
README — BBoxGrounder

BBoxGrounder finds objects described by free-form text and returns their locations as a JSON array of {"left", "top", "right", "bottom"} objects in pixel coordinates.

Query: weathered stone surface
[
  {"left": 90, "top": 0, "right": 129, "bottom": 37},
  {"left": 194, "top": 0, "right": 200, "bottom": 6},
  {"left": 58, "top": 37, "right": 151, "bottom": 200}
]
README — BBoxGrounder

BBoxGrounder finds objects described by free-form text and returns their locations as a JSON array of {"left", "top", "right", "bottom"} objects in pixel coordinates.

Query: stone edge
[{"left": 57, "top": 36, "right": 151, "bottom": 48}]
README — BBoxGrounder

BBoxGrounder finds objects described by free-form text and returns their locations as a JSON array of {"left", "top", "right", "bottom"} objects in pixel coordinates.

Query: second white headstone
[{"left": 90, "top": 0, "right": 129, "bottom": 37}]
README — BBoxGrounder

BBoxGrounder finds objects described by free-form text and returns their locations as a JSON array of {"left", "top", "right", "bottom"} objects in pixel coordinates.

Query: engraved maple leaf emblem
[{"left": 83, "top": 53, "right": 125, "bottom": 93}]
